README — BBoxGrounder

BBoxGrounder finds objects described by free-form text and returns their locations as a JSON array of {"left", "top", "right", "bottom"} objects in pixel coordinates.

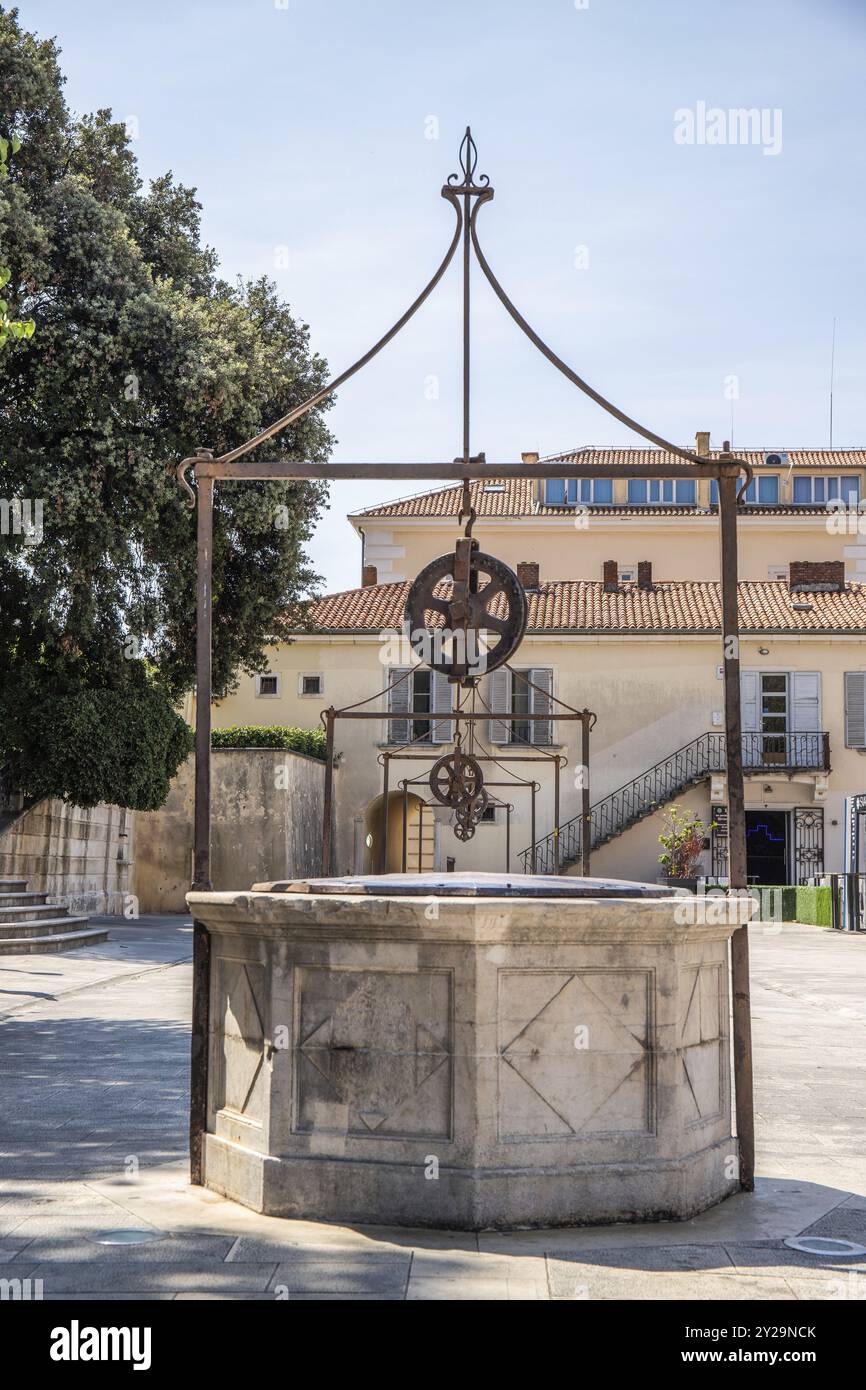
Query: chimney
[
  {"left": 517, "top": 561, "right": 539, "bottom": 590},
  {"left": 695, "top": 431, "right": 711, "bottom": 456},
  {"left": 789, "top": 560, "right": 845, "bottom": 593},
  {"left": 362, "top": 564, "right": 378, "bottom": 588},
  {"left": 637, "top": 560, "right": 653, "bottom": 590},
  {"left": 521, "top": 451, "right": 540, "bottom": 465},
  {"left": 603, "top": 559, "right": 618, "bottom": 592}
]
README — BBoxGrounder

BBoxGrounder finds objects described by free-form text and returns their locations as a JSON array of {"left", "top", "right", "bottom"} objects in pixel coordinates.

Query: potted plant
[{"left": 658, "top": 806, "right": 710, "bottom": 892}]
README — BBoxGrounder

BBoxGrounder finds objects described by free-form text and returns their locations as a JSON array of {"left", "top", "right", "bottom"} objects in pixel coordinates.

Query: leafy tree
[
  {"left": 0, "top": 6, "right": 333, "bottom": 808},
  {"left": 0, "top": 133, "right": 34, "bottom": 343}
]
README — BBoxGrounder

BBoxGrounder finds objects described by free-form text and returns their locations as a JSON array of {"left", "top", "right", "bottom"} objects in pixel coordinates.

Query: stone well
[{"left": 187, "top": 872, "right": 752, "bottom": 1230}]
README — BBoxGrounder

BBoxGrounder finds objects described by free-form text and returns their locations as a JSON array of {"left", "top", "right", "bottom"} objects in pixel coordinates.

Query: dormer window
[
  {"left": 791, "top": 475, "right": 859, "bottom": 506},
  {"left": 544, "top": 478, "right": 613, "bottom": 506},
  {"left": 627, "top": 479, "right": 696, "bottom": 505},
  {"left": 710, "top": 476, "right": 780, "bottom": 505}
]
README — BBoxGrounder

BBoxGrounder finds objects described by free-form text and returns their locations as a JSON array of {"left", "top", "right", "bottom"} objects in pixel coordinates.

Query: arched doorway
[{"left": 362, "top": 792, "right": 437, "bottom": 873}]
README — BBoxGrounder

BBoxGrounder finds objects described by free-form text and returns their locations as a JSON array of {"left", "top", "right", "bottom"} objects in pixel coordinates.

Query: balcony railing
[{"left": 741, "top": 731, "right": 830, "bottom": 770}]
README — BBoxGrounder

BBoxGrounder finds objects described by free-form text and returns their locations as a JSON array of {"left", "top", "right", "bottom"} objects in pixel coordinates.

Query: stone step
[
  {"left": 0, "top": 915, "right": 91, "bottom": 941},
  {"left": 0, "top": 903, "right": 62, "bottom": 924},
  {"left": 0, "top": 891, "right": 50, "bottom": 908},
  {"left": 0, "top": 926, "right": 109, "bottom": 955},
  {"left": 0, "top": 879, "right": 28, "bottom": 892}
]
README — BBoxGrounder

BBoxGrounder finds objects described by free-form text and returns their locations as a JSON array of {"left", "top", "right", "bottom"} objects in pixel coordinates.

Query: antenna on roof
[{"left": 829, "top": 316, "right": 837, "bottom": 448}]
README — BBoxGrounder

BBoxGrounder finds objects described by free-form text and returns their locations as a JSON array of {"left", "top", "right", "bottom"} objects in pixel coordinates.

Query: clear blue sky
[{"left": 24, "top": 0, "right": 866, "bottom": 591}]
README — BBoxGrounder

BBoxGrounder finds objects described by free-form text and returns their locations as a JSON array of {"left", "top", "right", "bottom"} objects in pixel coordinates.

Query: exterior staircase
[
  {"left": 519, "top": 730, "right": 830, "bottom": 875},
  {"left": 0, "top": 878, "right": 108, "bottom": 955}
]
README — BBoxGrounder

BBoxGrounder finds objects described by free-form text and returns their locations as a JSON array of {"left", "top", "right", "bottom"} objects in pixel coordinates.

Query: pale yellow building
[{"left": 212, "top": 440, "right": 866, "bottom": 886}]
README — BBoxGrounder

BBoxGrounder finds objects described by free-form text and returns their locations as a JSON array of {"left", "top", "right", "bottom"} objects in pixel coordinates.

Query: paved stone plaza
[{"left": 0, "top": 916, "right": 864, "bottom": 1300}]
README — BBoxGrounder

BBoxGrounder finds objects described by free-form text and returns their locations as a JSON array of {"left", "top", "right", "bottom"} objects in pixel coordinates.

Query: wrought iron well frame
[{"left": 179, "top": 128, "right": 757, "bottom": 1194}]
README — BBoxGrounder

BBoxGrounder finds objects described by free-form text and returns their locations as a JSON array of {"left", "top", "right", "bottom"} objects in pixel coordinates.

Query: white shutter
[
  {"left": 530, "top": 668, "right": 553, "bottom": 746},
  {"left": 740, "top": 670, "right": 760, "bottom": 768},
  {"left": 740, "top": 671, "right": 759, "bottom": 730},
  {"left": 790, "top": 671, "right": 821, "bottom": 768},
  {"left": 388, "top": 667, "right": 411, "bottom": 746},
  {"left": 431, "top": 671, "right": 454, "bottom": 743},
  {"left": 488, "top": 667, "right": 511, "bottom": 744},
  {"left": 791, "top": 671, "right": 821, "bottom": 731},
  {"left": 845, "top": 672, "right": 866, "bottom": 748}
]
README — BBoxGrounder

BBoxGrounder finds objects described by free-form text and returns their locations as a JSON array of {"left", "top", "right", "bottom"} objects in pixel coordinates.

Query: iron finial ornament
[{"left": 445, "top": 125, "right": 492, "bottom": 194}]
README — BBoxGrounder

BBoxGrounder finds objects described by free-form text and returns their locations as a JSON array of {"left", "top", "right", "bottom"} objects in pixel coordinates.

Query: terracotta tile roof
[
  {"left": 308, "top": 579, "right": 866, "bottom": 636},
  {"left": 352, "top": 448, "right": 865, "bottom": 520},
  {"left": 545, "top": 446, "right": 866, "bottom": 469}
]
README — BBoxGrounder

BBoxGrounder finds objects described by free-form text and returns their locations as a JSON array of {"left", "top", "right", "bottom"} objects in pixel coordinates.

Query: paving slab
[
  {"left": 25, "top": 1260, "right": 279, "bottom": 1294},
  {"left": 268, "top": 1256, "right": 411, "bottom": 1297},
  {"left": 546, "top": 1265, "right": 798, "bottom": 1301}
]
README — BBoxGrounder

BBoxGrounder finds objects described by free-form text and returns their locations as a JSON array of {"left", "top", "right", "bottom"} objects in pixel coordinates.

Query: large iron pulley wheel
[
  {"left": 429, "top": 751, "right": 484, "bottom": 809},
  {"left": 404, "top": 543, "right": 528, "bottom": 682}
]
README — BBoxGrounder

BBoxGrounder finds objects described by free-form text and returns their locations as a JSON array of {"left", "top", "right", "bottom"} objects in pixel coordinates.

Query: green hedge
[
  {"left": 750, "top": 884, "right": 832, "bottom": 926},
  {"left": 794, "top": 885, "right": 832, "bottom": 928},
  {"left": 211, "top": 726, "right": 327, "bottom": 760},
  {"left": 752, "top": 885, "right": 797, "bottom": 922}
]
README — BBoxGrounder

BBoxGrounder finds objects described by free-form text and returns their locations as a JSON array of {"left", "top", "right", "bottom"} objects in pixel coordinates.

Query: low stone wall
[
  {"left": 0, "top": 799, "right": 133, "bottom": 915},
  {"left": 133, "top": 749, "right": 324, "bottom": 914}
]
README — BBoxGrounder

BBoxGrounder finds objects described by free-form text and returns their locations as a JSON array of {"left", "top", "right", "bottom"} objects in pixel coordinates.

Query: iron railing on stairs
[{"left": 519, "top": 730, "right": 830, "bottom": 875}]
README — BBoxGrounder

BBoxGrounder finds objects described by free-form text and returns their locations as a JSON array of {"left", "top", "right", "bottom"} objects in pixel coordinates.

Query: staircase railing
[{"left": 519, "top": 730, "right": 830, "bottom": 875}]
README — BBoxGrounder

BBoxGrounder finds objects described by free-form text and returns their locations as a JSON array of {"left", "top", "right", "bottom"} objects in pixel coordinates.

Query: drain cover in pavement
[
  {"left": 88, "top": 1229, "right": 168, "bottom": 1246},
  {"left": 783, "top": 1236, "right": 866, "bottom": 1257}
]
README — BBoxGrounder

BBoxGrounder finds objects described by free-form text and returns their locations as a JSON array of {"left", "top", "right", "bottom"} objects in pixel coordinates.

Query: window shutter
[
  {"left": 845, "top": 672, "right": 866, "bottom": 748},
  {"left": 430, "top": 671, "right": 454, "bottom": 743},
  {"left": 740, "top": 670, "right": 760, "bottom": 767},
  {"left": 530, "top": 668, "right": 553, "bottom": 745},
  {"left": 790, "top": 671, "right": 821, "bottom": 731},
  {"left": 740, "top": 671, "right": 759, "bottom": 729},
  {"left": 488, "top": 667, "right": 511, "bottom": 744},
  {"left": 790, "top": 671, "right": 821, "bottom": 767},
  {"left": 388, "top": 668, "right": 411, "bottom": 746}
]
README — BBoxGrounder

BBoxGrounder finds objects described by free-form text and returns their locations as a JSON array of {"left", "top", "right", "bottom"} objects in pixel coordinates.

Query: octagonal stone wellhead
[{"left": 187, "top": 872, "right": 756, "bottom": 1230}]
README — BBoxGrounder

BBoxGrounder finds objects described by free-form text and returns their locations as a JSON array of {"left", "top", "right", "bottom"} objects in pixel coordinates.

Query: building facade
[{"left": 211, "top": 440, "right": 866, "bottom": 886}]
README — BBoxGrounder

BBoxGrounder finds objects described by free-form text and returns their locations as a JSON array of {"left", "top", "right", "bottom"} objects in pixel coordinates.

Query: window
[
  {"left": 792, "top": 475, "right": 860, "bottom": 506},
  {"left": 298, "top": 673, "right": 323, "bottom": 697},
  {"left": 767, "top": 565, "right": 788, "bottom": 582},
  {"left": 411, "top": 669, "right": 432, "bottom": 743},
  {"left": 741, "top": 670, "right": 822, "bottom": 767},
  {"left": 488, "top": 668, "right": 553, "bottom": 746},
  {"left": 617, "top": 564, "right": 638, "bottom": 583},
  {"left": 388, "top": 668, "right": 453, "bottom": 745},
  {"left": 478, "top": 804, "right": 497, "bottom": 823},
  {"left": 255, "top": 673, "right": 280, "bottom": 698},
  {"left": 710, "top": 476, "right": 779, "bottom": 505},
  {"left": 544, "top": 478, "right": 613, "bottom": 506},
  {"left": 626, "top": 478, "right": 696, "bottom": 505}
]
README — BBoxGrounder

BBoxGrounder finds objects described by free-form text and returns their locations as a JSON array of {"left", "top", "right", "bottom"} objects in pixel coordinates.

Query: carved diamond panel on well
[
  {"left": 214, "top": 958, "right": 267, "bottom": 1122},
  {"left": 498, "top": 969, "right": 654, "bottom": 1142},
  {"left": 680, "top": 963, "right": 725, "bottom": 1126},
  {"left": 294, "top": 967, "right": 452, "bottom": 1140}
]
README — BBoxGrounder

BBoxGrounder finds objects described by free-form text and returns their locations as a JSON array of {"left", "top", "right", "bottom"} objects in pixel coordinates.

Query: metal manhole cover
[
  {"left": 87, "top": 1229, "right": 167, "bottom": 1246},
  {"left": 783, "top": 1235, "right": 866, "bottom": 1257}
]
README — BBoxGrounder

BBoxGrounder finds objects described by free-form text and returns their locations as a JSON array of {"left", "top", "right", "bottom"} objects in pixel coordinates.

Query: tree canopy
[{"left": 0, "top": 6, "right": 333, "bottom": 808}]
